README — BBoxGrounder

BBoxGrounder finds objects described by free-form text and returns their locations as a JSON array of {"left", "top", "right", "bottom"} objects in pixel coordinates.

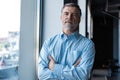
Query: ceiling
[
  {"left": 90, "top": 0, "right": 120, "bottom": 18},
  {"left": 91, "top": 0, "right": 120, "bottom": 12}
]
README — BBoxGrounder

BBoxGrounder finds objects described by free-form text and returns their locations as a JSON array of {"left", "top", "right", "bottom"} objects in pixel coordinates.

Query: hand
[
  {"left": 48, "top": 55, "right": 55, "bottom": 71},
  {"left": 73, "top": 58, "right": 82, "bottom": 67}
]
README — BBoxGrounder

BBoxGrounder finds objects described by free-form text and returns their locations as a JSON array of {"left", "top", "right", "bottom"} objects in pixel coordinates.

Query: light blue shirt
[{"left": 38, "top": 31, "right": 95, "bottom": 80}]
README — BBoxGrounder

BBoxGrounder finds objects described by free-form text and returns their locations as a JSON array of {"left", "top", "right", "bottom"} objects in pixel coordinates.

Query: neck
[
  {"left": 63, "top": 29, "right": 78, "bottom": 36},
  {"left": 62, "top": 26, "right": 79, "bottom": 35},
  {"left": 64, "top": 30, "right": 72, "bottom": 36}
]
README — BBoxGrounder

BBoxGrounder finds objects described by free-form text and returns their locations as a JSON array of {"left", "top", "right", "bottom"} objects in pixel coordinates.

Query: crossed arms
[
  {"left": 48, "top": 55, "right": 81, "bottom": 71},
  {"left": 38, "top": 41, "right": 95, "bottom": 80}
]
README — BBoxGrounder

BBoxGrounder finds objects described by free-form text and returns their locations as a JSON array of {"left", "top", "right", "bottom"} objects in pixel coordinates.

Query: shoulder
[
  {"left": 47, "top": 34, "right": 60, "bottom": 42},
  {"left": 79, "top": 34, "right": 94, "bottom": 46},
  {"left": 78, "top": 35, "right": 95, "bottom": 54},
  {"left": 43, "top": 34, "right": 60, "bottom": 46}
]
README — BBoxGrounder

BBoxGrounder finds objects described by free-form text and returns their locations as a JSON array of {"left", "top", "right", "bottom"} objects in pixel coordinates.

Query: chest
[{"left": 49, "top": 40, "right": 83, "bottom": 66}]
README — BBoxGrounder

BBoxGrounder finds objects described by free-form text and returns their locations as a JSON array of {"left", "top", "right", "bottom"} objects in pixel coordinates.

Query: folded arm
[
  {"left": 50, "top": 42, "right": 95, "bottom": 80},
  {"left": 38, "top": 41, "right": 95, "bottom": 80}
]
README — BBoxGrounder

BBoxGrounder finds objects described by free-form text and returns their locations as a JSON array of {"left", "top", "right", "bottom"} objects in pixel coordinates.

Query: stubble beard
[{"left": 63, "top": 23, "right": 78, "bottom": 33}]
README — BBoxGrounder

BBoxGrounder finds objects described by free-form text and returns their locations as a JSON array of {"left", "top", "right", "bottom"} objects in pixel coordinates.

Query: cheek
[
  {"left": 74, "top": 18, "right": 80, "bottom": 23},
  {"left": 61, "top": 19, "right": 65, "bottom": 24},
  {"left": 62, "top": 18, "right": 67, "bottom": 24},
  {"left": 61, "top": 16, "right": 65, "bottom": 21}
]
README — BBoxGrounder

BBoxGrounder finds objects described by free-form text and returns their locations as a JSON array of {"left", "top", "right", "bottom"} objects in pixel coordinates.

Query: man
[{"left": 38, "top": 3, "right": 95, "bottom": 80}]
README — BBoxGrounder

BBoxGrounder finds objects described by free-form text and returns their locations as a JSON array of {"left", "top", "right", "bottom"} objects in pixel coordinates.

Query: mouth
[{"left": 65, "top": 21, "right": 72, "bottom": 24}]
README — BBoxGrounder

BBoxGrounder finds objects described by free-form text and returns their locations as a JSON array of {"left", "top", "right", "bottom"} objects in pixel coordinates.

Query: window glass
[{"left": 0, "top": 0, "right": 20, "bottom": 79}]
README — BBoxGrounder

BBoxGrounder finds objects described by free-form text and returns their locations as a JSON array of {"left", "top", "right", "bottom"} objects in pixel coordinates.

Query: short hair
[{"left": 61, "top": 3, "right": 82, "bottom": 17}]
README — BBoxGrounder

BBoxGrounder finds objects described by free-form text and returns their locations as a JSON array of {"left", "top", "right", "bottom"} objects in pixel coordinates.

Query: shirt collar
[{"left": 60, "top": 31, "right": 79, "bottom": 40}]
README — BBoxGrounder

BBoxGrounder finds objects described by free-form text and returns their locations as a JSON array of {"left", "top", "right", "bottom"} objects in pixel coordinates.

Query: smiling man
[{"left": 38, "top": 3, "right": 95, "bottom": 80}]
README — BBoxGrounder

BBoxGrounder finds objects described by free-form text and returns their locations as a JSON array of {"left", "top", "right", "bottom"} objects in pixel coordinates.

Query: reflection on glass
[
  {"left": 1, "top": 32, "right": 19, "bottom": 66},
  {"left": 0, "top": 0, "right": 20, "bottom": 80}
]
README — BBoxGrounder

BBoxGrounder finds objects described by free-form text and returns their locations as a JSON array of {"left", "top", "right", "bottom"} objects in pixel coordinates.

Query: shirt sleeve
[
  {"left": 52, "top": 40, "right": 95, "bottom": 80},
  {"left": 38, "top": 41, "right": 57, "bottom": 80}
]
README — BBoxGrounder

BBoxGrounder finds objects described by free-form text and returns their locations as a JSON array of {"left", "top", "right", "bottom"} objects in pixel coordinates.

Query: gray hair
[{"left": 61, "top": 3, "right": 82, "bottom": 17}]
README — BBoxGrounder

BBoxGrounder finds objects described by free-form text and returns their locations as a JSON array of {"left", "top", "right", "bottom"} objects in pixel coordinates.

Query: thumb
[
  {"left": 76, "top": 58, "right": 82, "bottom": 63},
  {"left": 74, "top": 58, "right": 82, "bottom": 67}
]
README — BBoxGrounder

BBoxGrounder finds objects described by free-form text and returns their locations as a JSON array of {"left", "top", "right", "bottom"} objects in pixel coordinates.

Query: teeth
[{"left": 65, "top": 21, "right": 71, "bottom": 23}]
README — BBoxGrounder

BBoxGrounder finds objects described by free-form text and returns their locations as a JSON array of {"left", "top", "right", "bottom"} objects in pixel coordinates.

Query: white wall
[
  {"left": 43, "top": 0, "right": 63, "bottom": 41},
  {"left": 18, "top": 0, "right": 39, "bottom": 80},
  {"left": 78, "top": 0, "right": 86, "bottom": 36}
]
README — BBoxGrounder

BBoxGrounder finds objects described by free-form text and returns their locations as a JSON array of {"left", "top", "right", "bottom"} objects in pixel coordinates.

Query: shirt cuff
[{"left": 53, "top": 64, "right": 63, "bottom": 77}]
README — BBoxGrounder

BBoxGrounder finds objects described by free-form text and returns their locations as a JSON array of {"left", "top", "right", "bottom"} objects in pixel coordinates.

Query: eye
[
  {"left": 72, "top": 13, "right": 79, "bottom": 17},
  {"left": 63, "top": 12, "right": 69, "bottom": 16}
]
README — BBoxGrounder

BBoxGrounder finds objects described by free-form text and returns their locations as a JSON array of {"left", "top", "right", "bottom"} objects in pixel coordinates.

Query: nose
[{"left": 67, "top": 14, "right": 72, "bottom": 20}]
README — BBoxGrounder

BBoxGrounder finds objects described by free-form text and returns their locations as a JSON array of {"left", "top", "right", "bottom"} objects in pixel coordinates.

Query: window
[{"left": 0, "top": 0, "right": 20, "bottom": 79}]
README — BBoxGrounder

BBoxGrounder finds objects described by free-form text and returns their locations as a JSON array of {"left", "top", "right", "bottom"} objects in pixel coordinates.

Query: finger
[
  {"left": 49, "top": 55, "right": 54, "bottom": 61},
  {"left": 74, "top": 62, "right": 79, "bottom": 67},
  {"left": 74, "top": 58, "right": 82, "bottom": 67},
  {"left": 77, "top": 58, "right": 82, "bottom": 63}
]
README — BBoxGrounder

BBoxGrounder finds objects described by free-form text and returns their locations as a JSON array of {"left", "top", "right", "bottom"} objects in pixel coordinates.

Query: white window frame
[{"left": 18, "top": 0, "right": 39, "bottom": 80}]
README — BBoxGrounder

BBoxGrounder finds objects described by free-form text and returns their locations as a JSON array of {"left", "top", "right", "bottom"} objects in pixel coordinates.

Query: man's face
[{"left": 61, "top": 6, "right": 80, "bottom": 32}]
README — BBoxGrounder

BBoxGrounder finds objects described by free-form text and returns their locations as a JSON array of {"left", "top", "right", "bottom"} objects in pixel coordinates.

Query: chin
[{"left": 63, "top": 27, "right": 72, "bottom": 32}]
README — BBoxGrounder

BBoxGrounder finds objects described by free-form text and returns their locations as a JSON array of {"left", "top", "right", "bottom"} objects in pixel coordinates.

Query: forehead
[{"left": 62, "top": 6, "right": 79, "bottom": 13}]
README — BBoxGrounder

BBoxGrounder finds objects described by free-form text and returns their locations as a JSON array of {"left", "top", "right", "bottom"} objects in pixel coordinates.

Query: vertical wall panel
[
  {"left": 19, "top": 0, "right": 38, "bottom": 80},
  {"left": 119, "top": 12, "right": 120, "bottom": 65},
  {"left": 78, "top": 0, "right": 86, "bottom": 36}
]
